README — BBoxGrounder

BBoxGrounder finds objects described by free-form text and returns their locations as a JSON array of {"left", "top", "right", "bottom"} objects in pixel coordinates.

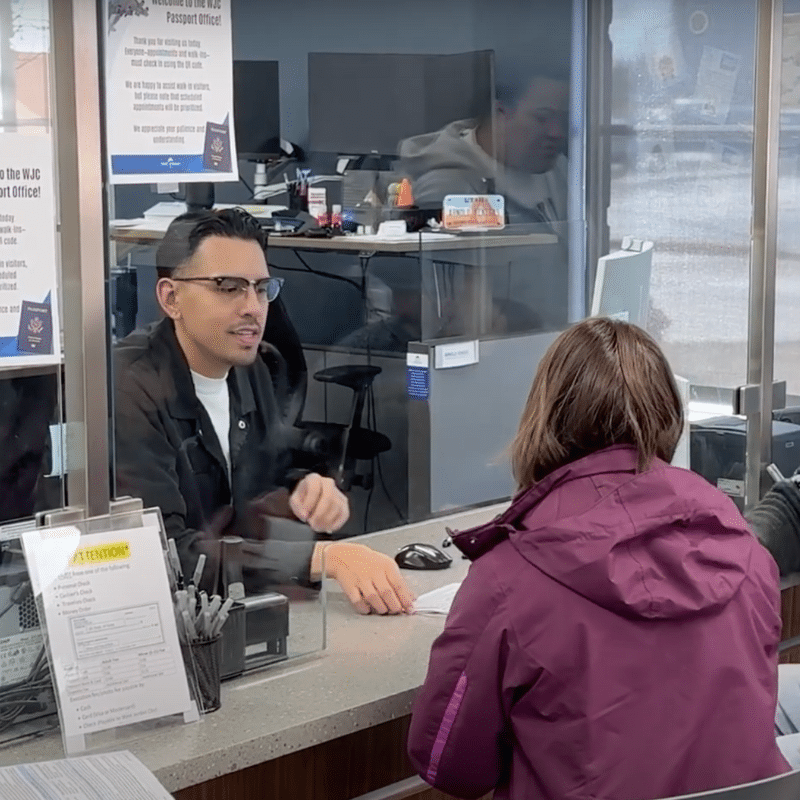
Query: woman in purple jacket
[{"left": 408, "top": 318, "right": 789, "bottom": 800}]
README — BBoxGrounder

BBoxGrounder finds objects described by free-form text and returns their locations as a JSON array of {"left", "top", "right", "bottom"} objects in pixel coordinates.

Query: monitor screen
[
  {"left": 590, "top": 239, "right": 653, "bottom": 328},
  {"left": 233, "top": 60, "right": 281, "bottom": 162},
  {"left": 308, "top": 50, "right": 494, "bottom": 155}
]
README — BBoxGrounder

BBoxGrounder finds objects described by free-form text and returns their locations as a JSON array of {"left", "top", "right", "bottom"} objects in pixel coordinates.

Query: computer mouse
[{"left": 394, "top": 543, "right": 453, "bottom": 570}]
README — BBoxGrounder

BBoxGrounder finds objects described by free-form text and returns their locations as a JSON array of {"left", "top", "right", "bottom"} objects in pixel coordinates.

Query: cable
[
  {"left": 288, "top": 250, "right": 364, "bottom": 293},
  {"left": 0, "top": 600, "right": 15, "bottom": 622},
  {"left": 239, "top": 173, "right": 254, "bottom": 196},
  {"left": 0, "top": 645, "right": 53, "bottom": 734}
]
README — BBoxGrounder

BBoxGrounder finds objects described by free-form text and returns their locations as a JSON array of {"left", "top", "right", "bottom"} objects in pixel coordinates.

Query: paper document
[
  {"left": 414, "top": 583, "right": 462, "bottom": 615},
  {"left": 0, "top": 750, "right": 171, "bottom": 799},
  {"left": 22, "top": 521, "right": 196, "bottom": 752}
]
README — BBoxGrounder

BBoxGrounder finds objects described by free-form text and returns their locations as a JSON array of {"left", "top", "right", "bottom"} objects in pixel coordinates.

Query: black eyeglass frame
[{"left": 171, "top": 275, "right": 284, "bottom": 302}]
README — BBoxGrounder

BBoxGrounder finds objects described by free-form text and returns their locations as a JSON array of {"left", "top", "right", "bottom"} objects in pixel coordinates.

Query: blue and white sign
[
  {"left": 105, "top": 0, "right": 238, "bottom": 184},
  {"left": 0, "top": 134, "right": 61, "bottom": 368}
]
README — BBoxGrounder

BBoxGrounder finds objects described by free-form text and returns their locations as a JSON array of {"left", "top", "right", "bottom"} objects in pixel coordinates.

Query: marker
[
  {"left": 208, "top": 594, "right": 222, "bottom": 619},
  {"left": 191, "top": 554, "right": 206, "bottom": 587},
  {"left": 209, "top": 597, "right": 234, "bottom": 638},
  {"left": 181, "top": 609, "right": 195, "bottom": 644},
  {"left": 167, "top": 539, "right": 184, "bottom": 588}
]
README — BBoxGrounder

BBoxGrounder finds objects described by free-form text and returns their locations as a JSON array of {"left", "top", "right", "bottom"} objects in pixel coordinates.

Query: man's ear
[{"left": 156, "top": 277, "right": 181, "bottom": 320}]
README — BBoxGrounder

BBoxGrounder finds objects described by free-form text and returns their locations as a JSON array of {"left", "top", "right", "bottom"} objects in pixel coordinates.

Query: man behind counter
[
  {"left": 398, "top": 67, "right": 569, "bottom": 227},
  {"left": 114, "top": 208, "right": 414, "bottom": 615}
]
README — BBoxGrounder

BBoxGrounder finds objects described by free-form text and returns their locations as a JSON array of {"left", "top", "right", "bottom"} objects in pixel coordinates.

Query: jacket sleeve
[
  {"left": 407, "top": 561, "right": 514, "bottom": 799},
  {"left": 114, "top": 376, "right": 316, "bottom": 592}
]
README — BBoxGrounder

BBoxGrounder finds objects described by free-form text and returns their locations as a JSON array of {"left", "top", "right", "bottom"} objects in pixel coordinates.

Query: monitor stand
[{"left": 184, "top": 181, "right": 215, "bottom": 212}]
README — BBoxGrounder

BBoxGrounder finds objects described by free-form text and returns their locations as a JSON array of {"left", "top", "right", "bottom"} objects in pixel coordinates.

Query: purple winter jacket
[{"left": 408, "top": 445, "right": 789, "bottom": 800}]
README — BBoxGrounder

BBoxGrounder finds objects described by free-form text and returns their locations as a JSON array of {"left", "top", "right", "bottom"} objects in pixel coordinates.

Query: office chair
[
  {"left": 294, "top": 364, "right": 391, "bottom": 493},
  {"left": 260, "top": 297, "right": 391, "bottom": 495}
]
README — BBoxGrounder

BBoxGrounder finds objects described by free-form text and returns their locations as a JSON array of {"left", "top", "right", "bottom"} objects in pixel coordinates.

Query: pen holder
[{"left": 184, "top": 635, "right": 223, "bottom": 713}]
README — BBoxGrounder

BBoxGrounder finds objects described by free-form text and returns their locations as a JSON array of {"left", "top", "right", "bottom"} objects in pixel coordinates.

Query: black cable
[
  {"left": 0, "top": 645, "right": 52, "bottom": 734},
  {"left": 287, "top": 250, "right": 363, "bottom": 293},
  {"left": 0, "top": 600, "right": 14, "bottom": 622},
  {"left": 239, "top": 173, "right": 254, "bottom": 196}
]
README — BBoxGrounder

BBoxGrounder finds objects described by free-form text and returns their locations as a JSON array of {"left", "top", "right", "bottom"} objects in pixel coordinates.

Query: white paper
[
  {"left": 414, "top": 583, "right": 462, "bottom": 615},
  {"left": 0, "top": 133, "right": 61, "bottom": 368},
  {"left": 0, "top": 750, "right": 172, "bottom": 799},
  {"left": 105, "top": 0, "right": 238, "bottom": 184},
  {"left": 21, "top": 522, "right": 195, "bottom": 752}
]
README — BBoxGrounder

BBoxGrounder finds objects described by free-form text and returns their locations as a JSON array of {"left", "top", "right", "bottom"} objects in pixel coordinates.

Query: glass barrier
[
  {"left": 0, "top": 0, "right": 64, "bottom": 529},
  {"left": 104, "top": 1, "right": 577, "bottom": 553},
  {"left": 606, "top": 0, "right": 759, "bottom": 508},
  {"left": 775, "top": 10, "right": 800, "bottom": 411}
]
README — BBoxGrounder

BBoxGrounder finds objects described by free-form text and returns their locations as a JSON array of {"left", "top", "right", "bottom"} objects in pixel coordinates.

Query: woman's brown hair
[{"left": 511, "top": 317, "right": 684, "bottom": 489}]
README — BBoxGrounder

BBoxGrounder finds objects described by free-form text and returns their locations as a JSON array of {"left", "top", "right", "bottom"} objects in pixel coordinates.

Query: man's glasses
[{"left": 172, "top": 276, "right": 284, "bottom": 302}]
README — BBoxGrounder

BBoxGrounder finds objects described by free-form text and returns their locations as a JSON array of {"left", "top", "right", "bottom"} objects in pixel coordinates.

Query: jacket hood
[
  {"left": 453, "top": 445, "right": 758, "bottom": 620},
  {"left": 399, "top": 119, "right": 490, "bottom": 176},
  {"left": 398, "top": 119, "right": 568, "bottom": 220}
]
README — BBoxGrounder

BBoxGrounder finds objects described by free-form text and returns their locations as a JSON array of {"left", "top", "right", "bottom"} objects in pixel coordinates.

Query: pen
[
  {"left": 167, "top": 539, "right": 184, "bottom": 588},
  {"left": 187, "top": 584, "right": 197, "bottom": 620},
  {"left": 181, "top": 609, "right": 195, "bottom": 644},
  {"left": 175, "top": 589, "right": 188, "bottom": 617},
  {"left": 197, "top": 609, "right": 211, "bottom": 639},
  {"left": 208, "top": 594, "right": 222, "bottom": 619},
  {"left": 200, "top": 591, "right": 209, "bottom": 616},
  {"left": 210, "top": 597, "right": 235, "bottom": 638},
  {"left": 209, "top": 597, "right": 234, "bottom": 639},
  {"left": 191, "top": 554, "right": 206, "bottom": 587}
]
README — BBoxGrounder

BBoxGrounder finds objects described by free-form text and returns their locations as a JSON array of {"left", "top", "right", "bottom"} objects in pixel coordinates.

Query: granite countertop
[{"left": 0, "top": 504, "right": 502, "bottom": 792}]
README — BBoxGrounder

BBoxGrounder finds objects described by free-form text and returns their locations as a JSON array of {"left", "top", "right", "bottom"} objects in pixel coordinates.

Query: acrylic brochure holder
[{"left": 19, "top": 507, "right": 202, "bottom": 756}]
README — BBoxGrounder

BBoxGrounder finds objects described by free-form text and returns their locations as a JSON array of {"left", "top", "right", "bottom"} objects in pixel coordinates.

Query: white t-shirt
[{"left": 191, "top": 370, "right": 231, "bottom": 475}]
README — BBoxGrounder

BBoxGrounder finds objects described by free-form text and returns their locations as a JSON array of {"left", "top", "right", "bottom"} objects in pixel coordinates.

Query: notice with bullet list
[{"left": 21, "top": 521, "right": 197, "bottom": 754}]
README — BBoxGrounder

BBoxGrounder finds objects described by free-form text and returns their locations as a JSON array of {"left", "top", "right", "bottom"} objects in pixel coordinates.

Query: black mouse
[{"left": 395, "top": 542, "right": 453, "bottom": 570}]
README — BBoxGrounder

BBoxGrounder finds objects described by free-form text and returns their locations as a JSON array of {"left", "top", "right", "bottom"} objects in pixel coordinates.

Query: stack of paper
[{"left": 0, "top": 751, "right": 171, "bottom": 799}]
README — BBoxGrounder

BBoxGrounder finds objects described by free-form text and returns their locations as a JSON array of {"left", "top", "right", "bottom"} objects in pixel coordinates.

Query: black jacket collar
[{"left": 151, "top": 318, "right": 256, "bottom": 419}]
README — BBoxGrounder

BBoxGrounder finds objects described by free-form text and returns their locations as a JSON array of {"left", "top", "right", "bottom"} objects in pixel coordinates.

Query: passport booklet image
[
  {"left": 16, "top": 297, "right": 53, "bottom": 354},
  {"left": 202, "top": 116, "right": 232, "bottom": 172}
]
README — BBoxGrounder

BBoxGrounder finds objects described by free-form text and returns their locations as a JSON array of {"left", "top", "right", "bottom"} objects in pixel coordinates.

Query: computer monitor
[
  {"left": 307, "top": 50, "right": 495, "bottom": 155},
  {"left": 233, "top": 60, "right": 281, "bottom": 162},
  {"left": 590, "top": 237, "right": 653, "bottom": 327}
]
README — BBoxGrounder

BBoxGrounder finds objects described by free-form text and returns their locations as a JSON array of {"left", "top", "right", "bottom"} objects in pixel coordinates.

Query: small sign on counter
[{"left": 21, "top": 518, "right": 197, "bottom": 754}]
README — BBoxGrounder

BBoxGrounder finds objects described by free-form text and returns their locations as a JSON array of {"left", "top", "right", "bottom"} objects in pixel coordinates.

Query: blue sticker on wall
[{"left": 407, "top": 366, "right": 429, "bottom": 400}]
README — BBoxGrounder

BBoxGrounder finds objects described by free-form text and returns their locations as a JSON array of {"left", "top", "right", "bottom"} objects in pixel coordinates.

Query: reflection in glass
[{"left": 608, "top": 0, "right": 757, "bottom": 390}]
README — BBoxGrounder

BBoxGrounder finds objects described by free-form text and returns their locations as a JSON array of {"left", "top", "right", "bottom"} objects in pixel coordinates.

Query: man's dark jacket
[{"left": 113, "top": 304, "right": 314, "bottom": 591}]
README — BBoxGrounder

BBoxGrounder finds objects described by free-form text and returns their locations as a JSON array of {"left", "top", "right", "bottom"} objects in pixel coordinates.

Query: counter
[{"left": 0, "top": 504, "right": 502, "bottom": 797}]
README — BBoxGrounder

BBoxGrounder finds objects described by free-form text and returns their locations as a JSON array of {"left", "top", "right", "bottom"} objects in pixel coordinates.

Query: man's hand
[
  {"left": 289, "top": 473, "right": 349, "bottom": 533},
  {"left": 316, "top": 541, "right": 416, "bottom": 615}
]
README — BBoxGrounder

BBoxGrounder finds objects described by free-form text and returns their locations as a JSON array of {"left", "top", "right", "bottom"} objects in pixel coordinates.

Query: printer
[{"left": 690, "top": 415, "right": 800, "bottom": 510}]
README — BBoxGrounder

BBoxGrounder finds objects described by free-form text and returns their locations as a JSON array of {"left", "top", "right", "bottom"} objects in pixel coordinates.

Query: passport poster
[
  {"left": 0, "top": 134, "right": 61, "bottom": 368},
  {"left": 105, "top": 0, "right": 238, "bottom": 184}
]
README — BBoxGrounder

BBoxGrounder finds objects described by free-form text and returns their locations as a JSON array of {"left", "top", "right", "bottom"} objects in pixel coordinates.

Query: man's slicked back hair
[{"left": 155, "top": 207, "right": 267, "bottom": 279}]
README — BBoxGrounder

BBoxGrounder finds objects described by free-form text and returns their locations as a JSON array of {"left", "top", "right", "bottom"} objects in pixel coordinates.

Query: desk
[
  {"left": 0, "top": 504, "right": 500, "bottom": 799},
  {"left": 111, "top": 224, "right": 559, "bottom": 339},
  {"left": 110, "top": 224, "right": 556, "bottom": 253}
]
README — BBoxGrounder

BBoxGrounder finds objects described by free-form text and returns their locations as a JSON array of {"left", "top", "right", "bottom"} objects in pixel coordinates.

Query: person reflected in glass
[
  {"left": 398, "top": 66, "right": 569, "bottom": 227},
  {"left": 114, "top": 209, "right": 414, "bottom": 615},
  {"left": 408, "top": 318, "right": 788, "bottom": 799}
]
